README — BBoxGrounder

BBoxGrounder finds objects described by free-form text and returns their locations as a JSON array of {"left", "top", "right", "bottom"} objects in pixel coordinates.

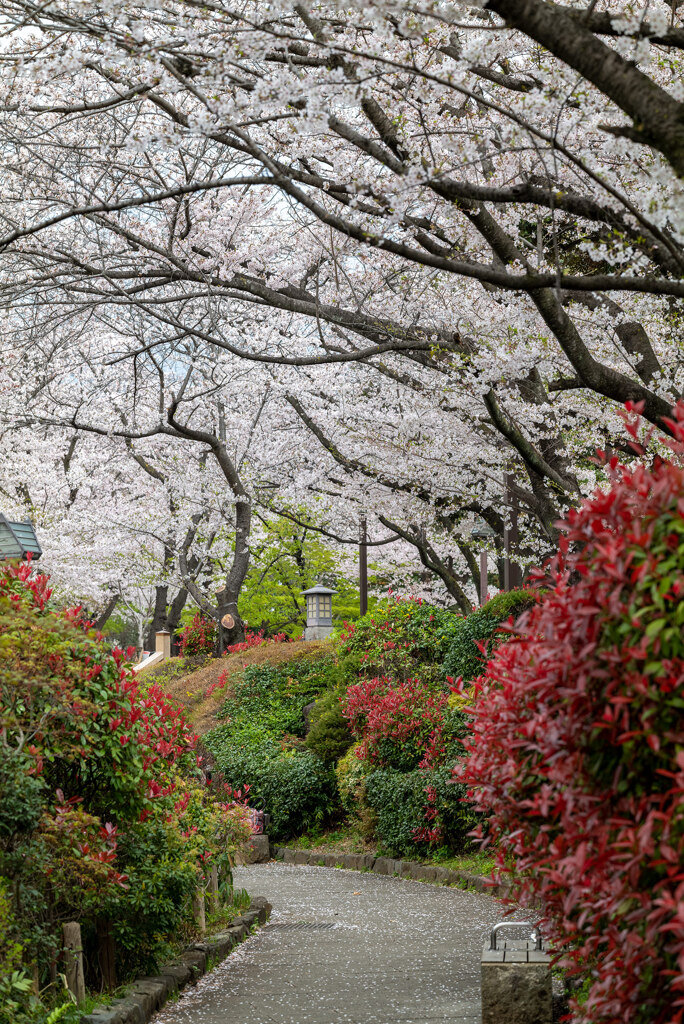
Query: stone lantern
[
  {"left": 302, "top": 583, "right": 336, "bottom": 640},
  {"left": 0, "top": 514, "right": 42, "bottom": 561}
]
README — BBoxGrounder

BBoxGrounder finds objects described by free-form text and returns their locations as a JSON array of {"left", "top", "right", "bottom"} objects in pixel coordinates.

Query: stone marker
[
  {"left": 62, "top": 921, "right": 86, "bottom": 1004},
  {"left": 481, "top": 922, "right": 552, "bottom": 1024},
  {"left": 238, "top": 833, "right": 271, "bottom": 864}
]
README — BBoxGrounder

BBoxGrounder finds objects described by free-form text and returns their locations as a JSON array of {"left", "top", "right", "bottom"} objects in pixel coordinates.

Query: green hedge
[
  {"left": 217, "top": 658, "right": 337, "bottom": 738},
  {"left": 442, "top": 589, "right": 538, "bottom": 683},
  {"left": 205, "top": 725, "right": 336, "bottom": 840},
  {"left": 364, "top": 766, "right": 478, "bottom": 858},
  {"left": 304, "top": 688, "right": 354, "bottom": 765}
]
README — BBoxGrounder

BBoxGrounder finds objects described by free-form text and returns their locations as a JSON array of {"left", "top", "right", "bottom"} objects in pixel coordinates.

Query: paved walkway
[{"left": 153, "top": 862, "right": 507, "bottom": 1024}]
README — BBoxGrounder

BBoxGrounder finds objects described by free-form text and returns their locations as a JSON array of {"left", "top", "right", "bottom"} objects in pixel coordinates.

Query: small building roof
[{"left": 0, "top": 514, "right": 42, "bottom": 560}]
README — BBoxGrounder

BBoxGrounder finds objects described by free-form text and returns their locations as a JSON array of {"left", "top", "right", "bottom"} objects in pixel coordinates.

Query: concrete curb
[
  {"left": 79, "top": 897, "right": 272, "bottom": 1024},
  {"left": 271, "top": 845, "right": 510, "bottom": 898}
]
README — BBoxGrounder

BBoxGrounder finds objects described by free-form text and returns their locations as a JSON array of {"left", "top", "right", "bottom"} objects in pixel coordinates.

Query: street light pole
[
  {"left": 359, "top": 515, "right": 368, "bottom": 617},
  {"left": 479, "top": 549, "right": 488, "bottom": 607},
  {"left": 503, "top": 473, "right": 522, "bottom": 590}
]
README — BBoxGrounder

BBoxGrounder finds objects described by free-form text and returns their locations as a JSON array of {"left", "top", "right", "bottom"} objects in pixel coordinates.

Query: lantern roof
[
  {"left": 471, "top": 516, "right": 496, "bottom": 539},
  {"left": 0, "top": 514, "right": 42, "bottom": 560},
  {"left": 302, "top": 583, "right": 336, "bottom": 596}
]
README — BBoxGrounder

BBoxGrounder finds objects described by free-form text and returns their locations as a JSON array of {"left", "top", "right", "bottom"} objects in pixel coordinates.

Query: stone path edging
[
  {"left": 271, "top": 845, "right": 510, "bottom": 898},
  {"left": 79, "top": 897, "right": 272, "bottom": 1024}
]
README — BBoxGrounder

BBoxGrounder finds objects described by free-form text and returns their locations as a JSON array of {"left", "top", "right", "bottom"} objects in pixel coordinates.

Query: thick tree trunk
[
  {"left": 215, "top": 500, "right": 251, "bottom": 654},
  {"left": 144, "top": 584, "right": 169, "bottom": 653},
  {"left": 215, "top": 588, "right": 245, "bottom": 654},
  {"left": 165, "top": 587, "right": 189, "bottom": 655}
]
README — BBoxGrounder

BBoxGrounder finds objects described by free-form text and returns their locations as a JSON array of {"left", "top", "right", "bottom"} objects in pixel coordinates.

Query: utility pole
[
  {"left": 359, "top": 515, "right": 368, "bottom": 617},
  {"left": 503, "top": 473, "right": 522, "bottom": 590}
]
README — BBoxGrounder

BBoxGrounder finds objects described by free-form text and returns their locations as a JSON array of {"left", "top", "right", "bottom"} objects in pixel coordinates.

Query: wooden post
[
  {"left": 359, "top": 516, "right": 368, "bottom": 617},
  {"left": 480, "top": 550, "right": 488, "bottom": 606},
  {"left": 62, "top": 922, "right": 86, "bottom": 1005},
  {"left": 206, "top": 865, "right": 220, "bottom": 916},
  {"left": 192, "top": 890, "right": 206, "bottom": 933},
  {"left": 503, "top": 473, "right": 522, "bottom": 590},
  {"left": 155, "top": 630, "right": 171, "bottom": 659},
  {"left": 96, "top": 918, "right": 116, "bottom": 991}
]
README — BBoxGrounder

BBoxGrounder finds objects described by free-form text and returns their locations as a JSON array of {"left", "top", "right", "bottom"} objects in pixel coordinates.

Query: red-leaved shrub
[
  {"left": 225, "top": 629, "right": 289, "bottom": 655},
  {"left": 344, "top": 676, "right": 451, "bottom": 770},
  {"left": 457, "top": 402, "right": 684, "bottom": 1024},
  {"left": 177, "top": 612, "right": 218, "bottom": 656}
]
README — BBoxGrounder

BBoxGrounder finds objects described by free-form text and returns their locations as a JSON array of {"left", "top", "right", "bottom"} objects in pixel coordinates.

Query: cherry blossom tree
[{"left": 0, "top": 0, "right": 681, "bottom": 611}]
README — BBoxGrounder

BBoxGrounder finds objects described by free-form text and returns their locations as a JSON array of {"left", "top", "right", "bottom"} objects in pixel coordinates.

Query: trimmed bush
[
  {"left": 335, "top": 748, "right": 371, "bottom": 818},
  {"left": 304, "top": 689, "right": 354, "bottom": 764},
  {"left": 458, "top": 403, "right": 684, "bottom": 1024},
  {"left": 442, "top": 588, "right": 537, "bottom": 682},
  {"left": 365, "top": 767, "right": 476, "bottom": 857},
  {"left": 339, "top": 595, "right": 463, "bottom": 678},
  {"left": 205, "top": 726, "right": 335, "bottom": 840},
  {"left": 217, "top": 658, "right": 336, "bottom": 738}
]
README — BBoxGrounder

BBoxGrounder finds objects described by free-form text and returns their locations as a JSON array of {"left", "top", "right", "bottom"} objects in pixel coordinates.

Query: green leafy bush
[
  {"left": 442, "top": 589, "right": 537, "bottom": 683},
  {"left": 304, "top": 688, "right": 353, "bottom": 764},
  {"left": 217, "top": 657, "right": 336, "bottom": 738},
  {"left": 0, "top": 560, "right": 252, "bottom": 1001},
  {"left": 339, "top": 595, "right": 462, "bottom": 678},
  {"left": 364, "top": 767, "right": 477, "bottom": 858},
  {"left": 103, "top": 820, "right": 197, "bottom": 977},
  {"left": 205, "top": 727, "right": 335, "bottom": 839}
]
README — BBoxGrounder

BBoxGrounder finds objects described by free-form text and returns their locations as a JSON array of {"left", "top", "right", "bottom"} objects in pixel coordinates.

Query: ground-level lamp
[
  {"left": 0, "top": 514, "right": 42, "bottom": 561},
  {"left": 302, "top": 583, "right": 336, "bottom": 641},
  {"left": 471, "top": 517, "right": 496, "bottom": 607}
]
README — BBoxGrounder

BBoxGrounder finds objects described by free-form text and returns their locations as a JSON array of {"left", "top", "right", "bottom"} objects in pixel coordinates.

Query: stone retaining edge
[
  {"left": 271, "top": 845, "right": 510, "bottom": 898},
  {"left": 79, "top": 897, "right": 272, "bottom": 1024}
]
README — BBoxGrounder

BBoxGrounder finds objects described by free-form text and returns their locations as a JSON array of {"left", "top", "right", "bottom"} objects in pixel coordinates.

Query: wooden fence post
[
  {"left": 206, "top": 866, "right": 220, "bottom": 916},
  {"left": 96, "top": 918, "right": 116, "bottom": 991},
  {"left": 62, "top": 922, "right": 86, "bottom": 1004},
  {"left": 192, "top": 890, "right": 206, "bottom": 933}
]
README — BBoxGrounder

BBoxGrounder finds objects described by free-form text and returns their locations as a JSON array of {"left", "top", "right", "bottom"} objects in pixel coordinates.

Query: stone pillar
[
  {"left": 62, "top": 922, "right": 86, "bottom": 1004},
  {"left": 155, "top": 630, "right": 171, "bottom": 659},
  {"left": 481, "top": 933, "right": 551, "bottom": 1024}
]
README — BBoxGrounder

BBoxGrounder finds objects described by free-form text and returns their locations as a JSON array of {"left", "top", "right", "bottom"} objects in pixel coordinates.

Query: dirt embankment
[{"left": 143, "top": 639, "right": 331, "bottom": 735}]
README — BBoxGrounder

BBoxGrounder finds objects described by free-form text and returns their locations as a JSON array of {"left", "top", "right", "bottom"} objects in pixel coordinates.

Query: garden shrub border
[
  {"left": 79, "top": 897, "right": 272, "bottom": 1024},
  {"left": 270, "top": 845, "right": 510, "bottom": 898}
]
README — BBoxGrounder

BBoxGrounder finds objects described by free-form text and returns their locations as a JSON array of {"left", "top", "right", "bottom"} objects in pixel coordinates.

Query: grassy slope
[{"left": 142, "top": 639, "right": 332, "bottom": 734}]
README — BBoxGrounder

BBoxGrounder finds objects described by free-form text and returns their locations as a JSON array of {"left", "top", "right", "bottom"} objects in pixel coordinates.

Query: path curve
[{"left": 153, "top": 862, "right": 507, "bottom": 1024}]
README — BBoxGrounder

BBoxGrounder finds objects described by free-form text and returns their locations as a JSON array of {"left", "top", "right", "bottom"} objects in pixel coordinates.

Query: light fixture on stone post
[
  {"left": 471, "top": 517, "right": 496, "bottom": 607},
  {"left": 302, "top": 583, "right": 336, "bottom": 640}
]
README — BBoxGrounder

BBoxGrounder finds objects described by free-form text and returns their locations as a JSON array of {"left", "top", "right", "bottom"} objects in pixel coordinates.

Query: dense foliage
[
  {"left": 342, "top": 674, "right": 476, "bottom": 853},
  {"left": 205, "top": 658, "right": 338, "bottom": 838},
  {"left": 339, "top": 595, "right": 463, "bottom": 680},
  {"left": 204, "top": 728, "right": 336, "bottom": 839},
  {"left": 0, "top": 562, "right": 252, "bottom": 1020},
  {"left": 441, "top": 589, "right": 538, "bottom": 683},
  {"left": 458, "top": 404, "right": 684, "bottom": 1024},
  {"left": 204, "top": 590, "right": 527, "bottom": 855},
  {"left": 304, "top": 688, "right": 353, "bottom": 765},
  {"left": 177, "top": 613, "right": 217, "bottom": 657}
]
